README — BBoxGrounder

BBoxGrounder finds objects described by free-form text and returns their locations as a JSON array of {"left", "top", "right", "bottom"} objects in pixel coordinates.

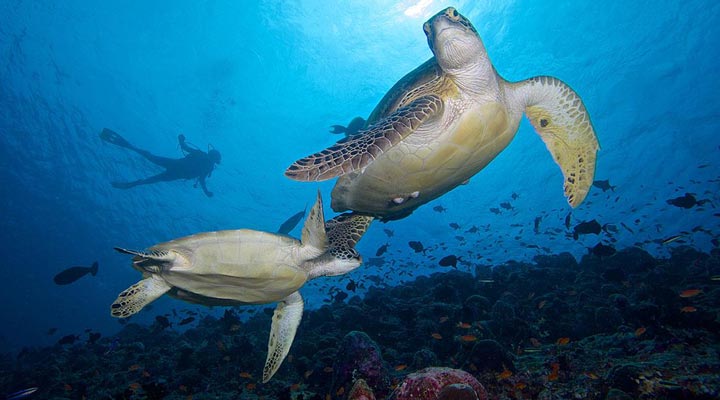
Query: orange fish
[
  {"left": 460, "top": 335, "right": 477, "bottom": 342},
  {"left": 128, "top": 382, "right": 141, "bottom": 391},
  {"left": 679, "top": 289, "right": 702, "bottom": 298},
  {"left": 290, "top": 383, "right": 301, "bottom": 391},
  {"left": 245, "top": 383, "right": 256, "bottom": 391},
  {"left": 239, "top": 372, "right": 253, "bottom": 379},
  {"left": 548, "top": 363, "right": 560, "bottom": 381},
  {"left": 584, "top": 372, "right": 599, "bottom": 380},
  {"left": 431, "top": 333, "right": 443, "bottom": 340},
  {"left": 394, "top": 364, "right": 408, "bottom": 371},
  {"left": 514, "top": 382, "right": 527, "bottom": 390},
  {"left": 556, "top": 337, "right": 570, "bottom": 345},
  {"left": 128, "top": 364, "right": 141, "bottom": 371},
  {"left": 681, "top": 306, "right": 697, "bottom": 313},
  {"left": 497, "top": 368, "right": 512, "bottom": 380},
  {"left": 634, "top": 327, "right": 646, "bottom": 337},
  {"left": 457, "top": 322, "right": 471, "bottom": 329}
]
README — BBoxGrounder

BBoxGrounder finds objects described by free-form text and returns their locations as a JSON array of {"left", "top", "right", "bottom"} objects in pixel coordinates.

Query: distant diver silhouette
[
  {"left": 329, "top": 116, "right": 366, "bottom": 137},
  {"left": 100, "top": 128, "right": 221, "bottom": 197}
]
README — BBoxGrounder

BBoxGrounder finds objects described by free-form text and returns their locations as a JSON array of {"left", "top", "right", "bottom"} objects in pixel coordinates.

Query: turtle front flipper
[
  {"left": 285, "top": 95, "right": 444, "bottom": 182},
  {"left": 111, "top": 276, "right": 171, "bottom": 318},
  {"left": 511, "top": 76, "right": 599, "bottom": 207},
  {"left": 263, "top": 291, "right": 304, "bottom": 383}
]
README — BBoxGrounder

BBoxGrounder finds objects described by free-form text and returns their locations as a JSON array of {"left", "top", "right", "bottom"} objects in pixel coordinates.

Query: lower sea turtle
[
  {"left": 110, "top": 191, "right": 372, "bottom": 382},
  {"left": 286, "top": 7, "right": 599, "bottom": 221}
]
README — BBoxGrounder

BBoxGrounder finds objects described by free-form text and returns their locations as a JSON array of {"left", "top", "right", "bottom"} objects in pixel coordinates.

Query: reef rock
[
  {"left": 392, "top": 367, "right": 487, "bottom": 400},
  {"left": 332, "top": 331, "right": 390, "bottom": 398}
]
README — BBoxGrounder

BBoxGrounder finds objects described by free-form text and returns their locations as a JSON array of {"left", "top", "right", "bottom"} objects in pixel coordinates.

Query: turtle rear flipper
[
  {"left": 111, "top": 276, "right": 171, "bottom": 318},
  {"left": 285, "top": 95, "right": 444, "bottom": 182},
  {"left": 512, "top": 76, "right": 600, "bottom": 207},
  {"left": 263, "top": 291, "right": 304, "bottom": 383}
]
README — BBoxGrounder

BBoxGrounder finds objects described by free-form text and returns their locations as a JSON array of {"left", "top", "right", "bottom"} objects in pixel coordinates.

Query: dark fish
[
  {"left": 620, "top": 222, "right": 635, "bottom": 234},
  {"left": 500, "top": 202, "right": 513, "bottom": 210},
  {"left": 439, "top": 255, "right": 461, "bottom": 268},
  {"left": 533, "top": 216, "right": 542, "bottom": 234},
  {"left": 449, "top": 222, "right": 460, "bottom": 230},
  {"left": 433, "top": 205, "right": 447, "bottom": 212},
  {"left": 511, "top": 192, "right": 519, "bottom": 200},
  {"left": 364, "top": 257, "right": 385, "bottom": 267},
  {"left": 53, "top": 261, "right": 99, "bottom": 285},
  {"left": 376, "top": 243, "right": 389, "bottom": 257},
  {"left": 573, "top": 220, "right": 603, "bottom": 240},
  {"left": 155, "top": 315, "right": 171, "bottom": 330},
  {"left": 178, "top": 317, "right": 195, "bottom": 326},
  {"left": 564, "top": 212, "right": 572, "bottom": 229},
  {"left": 4, "top": 387, "right": 39, "bottom": 400},
  {"left": 408, "top": 241, "right": 425, "bottom": 253},
  {"left": 87, "top": 332, "right": 102, "bottom": 344},
  {"left": 57, "top": 334, "right": 78, "bottom": 345},
  {"left": 46, "top": 327, "right": 57, "bottom": 335},
  {"left": 277, "top": 206, "right": 306, "bottom": 234},
  {"left": 592, "top": 180, "right": 616, "bottom": 192},
  {"left": 330, "top": 116, "right": 366, "bottom": 137},
  {"left": 333, "top": 290, "right": 348, "bottom": 302},
  {"left": 666, "top": 193, "right": 708, "bottom": 209},
  {"left": 465, "top": 225, "right": 479, "bottom": 233},
  {"left": 589, "top": 243, "right": 616, "bottom": 258},
  {"left": 383, "top": 229, "right": 394, "bottom": 237},
  {"left": 346, "top": 279, "right": 357, "bottom": 292},
  {"left": 490, "top": 207, "right": 501, "bottom": 215}
]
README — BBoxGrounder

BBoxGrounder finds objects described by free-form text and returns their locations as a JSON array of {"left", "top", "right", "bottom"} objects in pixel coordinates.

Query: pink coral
[{"left": 393, "top": 367, "right": 487, "bottom": 400}]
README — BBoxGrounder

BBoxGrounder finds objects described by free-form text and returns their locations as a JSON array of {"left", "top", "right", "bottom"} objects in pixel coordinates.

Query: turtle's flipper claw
[{"left": 111, "top": 276, "right": 171, "bottom": 318}]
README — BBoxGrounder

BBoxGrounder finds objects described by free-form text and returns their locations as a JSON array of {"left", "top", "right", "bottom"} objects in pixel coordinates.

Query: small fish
[
  {"left": 431, "top": 333, "right": 443, "bottom": 340},
  {"left": 53, "top": 261, "right": 99, "bottom": 285},
  {"left": 497, "top": 368, "right": 512, "bottom": 380},
  {"left": 245, "top": 383, "right": 256, "bottom": 390},
  {"left": 573, "top": 220, "right": 602, "bottom": 240},
  {"left": 490, "top": 207, "right": 501, "bottom": 215},
  {"left": 57, "top": 334, "right": 78, "bottom": 345},
  {"left": 511, "top": 192, "right": 519, "bottom": 200},
  {"left": 329, "top": 116, "right": 365, "bottom": 137},
  {"left": 449, "top": 222, "right": 460, "bottom": 230},
  {"left": 589, "top": 243, "right": 616, "bottom": 258},
  {"left": 456, "top": 322, "right": 471, "bottom": 329},
  {"left": 533, "top": 216, "right": 542, "bottom": 234},
  {"left": 556, "top": 337, "right": 570, "bottom": 345},
  {"left": 680, "top": 306, "right": 697, "bottom": 313},
  {"left": 438, "top": 255, "right": 461, "bottom": 268},
  {"left": 679, "top": 289, "right": 702, "bottom": 298},
  {"left": 87, "top": 332, "right": 102, "bottom": 344},
  {"left": 500, "top": 202, "right": 513, "bottom": 210},
  {"left": 239, "top": 372, "right": 253, "bottom": 379},
  {"left": 592, "top": 179, "right": 616, "bottom": 192},
  {"left": 564, "top": 212, "right": 572, "bottom": 229},
  {"left": 277, "top": 207, "right": 306, "bottom": 234},
  {"left": 178, "top": 317, "right": 195, "bottom": 326},
  {"left": 383, "top": 228, "right": 394, "bottom": 237},
  {"left": 620, "top": 222, "right": 635, "bottom": 234},
  {"left": 394, "top": 364, "right": 408, "bottom": 371},
  {"left": 408, "top": 241, "right": 425, "bottom": 253},
  {"left": 667, "top": 193, "right": 709, "bottom": 209},
  {"left": 459, "top": 335, "right": 477, "bottom": 342},
  {"left": 333, "top": 290, "right": 348, "bottom": 302},
  {"left": 345, "top": 279, "right": 357, "bottom": 292},
  {"left": 661, "top": 234, "right": 685, "bottom": 245},
  {"left": 376, "top": 243, "right": 389, "bottom": 256},
  {"left": 433, "top": 205, "right": 447, "bottom": 212},
  {"left": 155, "top": 315, "right": 171, "bottom": 330},
  {"left": 46, "top": 327, "right": 58, "bottom": 335},
  {"left": 635, "top": 327, "right": 646, "bottom": 337},
  {"left": 4, "top": 387, "right": 39, "bottom": 400}
]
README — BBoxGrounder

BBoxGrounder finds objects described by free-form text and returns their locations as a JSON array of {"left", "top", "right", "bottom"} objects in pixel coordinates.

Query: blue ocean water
[{"left": 0, "top": 0, "right": 718, "bottom": 360}]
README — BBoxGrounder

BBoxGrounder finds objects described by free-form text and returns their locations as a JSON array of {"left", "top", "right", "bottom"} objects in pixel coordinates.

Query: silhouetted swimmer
[
  {"left": 100, "top": 128, "right": 221, "bottom": 197},
  {"left": 329, "top": 116, "right": 366, "bottom": 137}
]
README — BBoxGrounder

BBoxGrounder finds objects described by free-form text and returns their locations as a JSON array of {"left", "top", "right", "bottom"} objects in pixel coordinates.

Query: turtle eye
[{"left": 446, "top": 7, "right": 460, "bottom": 21}]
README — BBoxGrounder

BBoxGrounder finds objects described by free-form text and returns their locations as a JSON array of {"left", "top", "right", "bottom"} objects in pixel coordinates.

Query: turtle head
[{"left": 423, "top": 7, "right": 486, "bottom": 72}]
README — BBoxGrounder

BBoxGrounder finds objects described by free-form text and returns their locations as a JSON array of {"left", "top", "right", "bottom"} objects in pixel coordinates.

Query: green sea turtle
[
  {"left": 286, "top": 7, "right": 599, "bottom": 221},
  {"left": 109, "top": 191, "right": 372, "bottom": 383}
]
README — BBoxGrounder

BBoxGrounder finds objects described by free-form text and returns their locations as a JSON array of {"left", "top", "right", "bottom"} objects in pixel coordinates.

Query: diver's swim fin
[{"left": 100, "top": 128, "right": 133, "bottom": 149}]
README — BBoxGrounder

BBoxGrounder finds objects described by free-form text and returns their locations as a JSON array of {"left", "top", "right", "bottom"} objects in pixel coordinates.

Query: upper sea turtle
[
  {"left": 286, "top": 7, "right": 599, "bottom": 221},
  {"left": 109, "top": 191, "right": 372, "bottom": 382}
]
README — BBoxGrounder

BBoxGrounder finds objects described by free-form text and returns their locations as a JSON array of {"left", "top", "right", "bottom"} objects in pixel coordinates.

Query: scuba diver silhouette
[{"left": 100, "top": 128, "right": 221, "bottom": 197}]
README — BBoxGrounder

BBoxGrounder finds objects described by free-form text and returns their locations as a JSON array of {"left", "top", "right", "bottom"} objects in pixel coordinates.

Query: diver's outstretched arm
[{"left": 198, "top": 176, "right": 213, "bottom": 197}]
